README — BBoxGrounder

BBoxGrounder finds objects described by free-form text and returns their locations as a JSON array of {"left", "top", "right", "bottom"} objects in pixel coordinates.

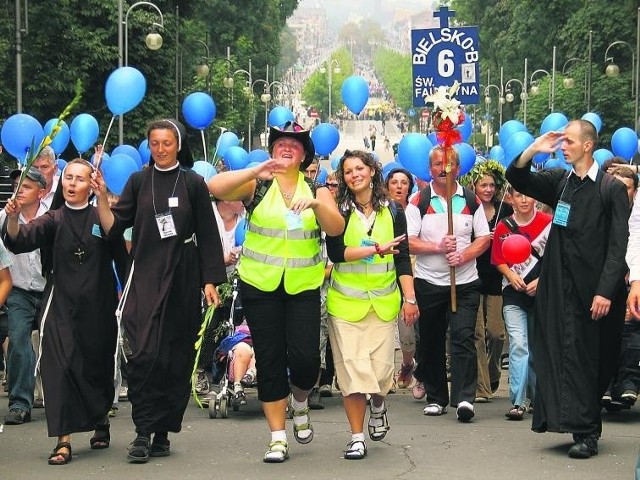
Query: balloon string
[
  {"left": 96, "top": 116, "right": 116, "bottom": 169},
  {"left": 201, "top": 130, "right": 207, "bottom": 163}
]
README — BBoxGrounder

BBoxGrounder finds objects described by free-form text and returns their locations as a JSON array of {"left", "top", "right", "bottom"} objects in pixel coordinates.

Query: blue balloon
[
  {"left": 246, "top": 161, "right": 261, "bottom": 169},
  {"left": 540, "top": 112, "right": 568, "bottom": 134},
  {"left": 311, "top": 123, "right": 340, "bottom": 156},
  {"left": 105, "top": 66, "right": 146, "bottom": 116},
  {"left": 454, "top": 143, "right": 476, "bottom": 176},
  {"left": 224, "top": 146, "right": 249, "bottom": 170},
  {"left": 611, "top": 127, "right": 638, "bottom": 160},
  {"left": 43, "top": 119, "right": 70, "bottom": 155},
  {"left": 488, "top": 145, "right": 505, "bottom": 163},
  {"left": 341, "top": 76, "right": 369, "bottom": 115},
  {"left": 90, "top": 152, "right": 110, "bottom": 166},
  {"left": 216, "top": 131, "right": 240, "bottom": 158},
  {"left": 456, "top": 114, "right": 473, "bottom": 142},
  {"left": 268, "top": 106, "right": 295, "bottom": 128},
  {"left": 533, "top": 152, "right": 550, "bottom": 165},
  {"left": 234, "top": 218, "right": 247, "bottom": 247},
  {"left": 593, "top": 148, "right": 614, "bottom": 166},
  {"left": 112, "top": 144, "right": 142, "bottom": 171},
  {"left": 70, "top": 113, "right": 99, "bottom": 154},
  {"left": 192, "top": 160, "right": 217, "bottom": 181},
  {"left": 582, "top": 112, "right": 603, "bottom": 133},
  {"left": 498, "top": 120, "right": 527, "bottom": 147},
  {"left": 1, "top": 114, "right": 44, "bottom": 163},
  {"left": 102, "top": 153, "right": 138, "bottom": 195},
  {"left": 330, "top": 156, "right": 340, "bottom": 171},
  {"left": 247, "top": 149, "right": 270, "bottom": 163},
  {"left": 57, "top": 158, "right": 67, "bottom": 171},
  {"left": 427, "top": 132, "right": 438, "bottom": 145},
  {"left": 543, "top": 157, "right": 565, "bottom": 169},
  {"left": 383, "top": 161, "right": 403, "bottom": 178},
  {"left": 138, "top": 139, "right": 151, "bottom": 165},
  {"left": 397, "top": 133, "right": 433, "bottom": 181},
  {"left": 504, "top": 131, "right": 535, "bottom": 166},
  {"left": 316, "top": 168, "right": 328, "bottom": 184},
  {"left": 182, "top": 92, "right": 217, "bottom": 130}
]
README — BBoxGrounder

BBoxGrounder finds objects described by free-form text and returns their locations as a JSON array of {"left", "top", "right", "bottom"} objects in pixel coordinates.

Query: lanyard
[{"left": 152, "top": 167, "right": 181, "bottom": 215}]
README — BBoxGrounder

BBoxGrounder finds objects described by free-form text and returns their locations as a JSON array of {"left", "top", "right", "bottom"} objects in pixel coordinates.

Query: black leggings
[{"left": 240, "top": 279, "right": 320, "bottom": 402}]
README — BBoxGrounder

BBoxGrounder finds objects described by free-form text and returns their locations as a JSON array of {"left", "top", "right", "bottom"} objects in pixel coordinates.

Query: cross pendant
[{"left": 74, "top": 248, "right": 85, "bottom": 264}]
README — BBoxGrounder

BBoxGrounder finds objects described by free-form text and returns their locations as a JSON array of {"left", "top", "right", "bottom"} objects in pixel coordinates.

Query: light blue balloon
[
  {"left": 247, "top": 149, "right": 270, "bottom": 163},
  {"left": 397, "top": 133, "right": 433, "bottom": 181},
  {"left": 43, "top": 119, "right": 70, "bottom": 155},
  {"left": 102, "top": 153, "right": 138, "bottom": 195},
  {"left": 192, "top": 160, "right": 217, "bottom": 181},
  {"left": 316, "top": 168, "right": 328, "bottom": 184},
  {"left": 540, "top": 112, "right": 568, "bottom": 134},
  {"left": 504, "top": 131, "right": 535, "bottom": 166},
  {"left": 138, "top": 139, "right": 151, "bottom": 165},
  {"left": 341, "top": 76, "right": 369, "bottom": 115},
  {"left": 246, "top": 161, "right": 261, "bottom": 169},
  {"left": 90, "top": 152, "right": 110, "bottom": 166},
  {"left": 224, "top": 146, "right": 249, "bottom": 170},
  {"left": 611, "top": 127, "right": 638, "bottom": 160},
  {"left": 105, "top": 66, "right": 146, "bottom": 115},
  {"left": 330, "top": 156, "right": 340, "bottom": 170},
  {"left": 216, "top": 131, "right": 240, "bottom": 158},
  {"left": 182, "top": 92, "right": 217, "bottom": 130},
  {"left": 488, "top": 145, "right": 505, "bottom": 163},
  {"left": 112, "top": 144, "right": 142, "bottom": 171},
  {"left": 383, "top": 161, "right": 403, "bottom": 178},
  {"left": 70, "top": 113, "right": 99, "bottom": 154},
  {"left": 543, "top": 157, "right": 565, "bottom": 169},
  {"left": 454, "top": 143, "right": 476, "bottom": 176},
  {"left": 498, "top": 120, "right": 527, "bottom": 147},
  {"left": 456, "top": 114, "right": 473, "bottom": 142},
  {"left": 311, "top": 123, "right": 340, "bottom": 156},
  {"left": 427, "top": 132, "right": 438, "bottom": 145},
  {"left": 235, "top": 218, "right": 247, "bottom": 246},
  {"left": 268, "top": 106, "right": 295, "bottom": 128},
  {"left": 1, "top": 114, "right": 44, "bottom": 163},
  {"left": 593, "top": 148, "right": 614, "bottom": 166},
  {"left": 533, "top": 152, "right": 550, "bottom": 165},
  {"left": 57, "top": 158, "right": 67, "bottom": 171},
  {"left": 582, "top": 112, "right": 603, "bottom": 133}
]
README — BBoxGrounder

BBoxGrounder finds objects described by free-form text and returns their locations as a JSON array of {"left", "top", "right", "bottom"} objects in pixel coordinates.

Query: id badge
[
  {"left": 360, "top": 238, "right": 376, "bottom": 263},
  {"left": 168, "top": 196, "right": 179, "bottom": 208},
  {"left": 285, "top": 210, "right": 303, "bottom": 230},
  {"left": 155, "top": 212, "right": 178, "bottom": 239},
  {"left": 553, "top": 200, "right": 570, "bottom": 227}
]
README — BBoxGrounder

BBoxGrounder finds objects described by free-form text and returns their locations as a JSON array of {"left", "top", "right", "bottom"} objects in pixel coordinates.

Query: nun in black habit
[{"left": 92, "top": 119, "right": 226, "bottom": 463}]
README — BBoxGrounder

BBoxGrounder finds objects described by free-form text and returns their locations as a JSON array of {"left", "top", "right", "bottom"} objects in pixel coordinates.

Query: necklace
[
  {"left": 355, "top": 199, "right": 372, "bottom": 209},
  {"left": 280, "top": 190, "right": 293, "bottom": 200}
]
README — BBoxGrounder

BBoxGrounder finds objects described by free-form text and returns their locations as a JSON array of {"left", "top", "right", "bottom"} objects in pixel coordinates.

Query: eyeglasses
[{"left": 326, "top": 182, "right": 339, "bottom": 188}]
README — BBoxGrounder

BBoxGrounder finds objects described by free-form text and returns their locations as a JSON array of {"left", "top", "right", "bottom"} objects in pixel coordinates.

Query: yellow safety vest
[
  {"left": 327, "top": 206, "right": 400, "bottom": 322},
  {"left": 238, "top": 174, "right": 324, "bottom": 294}
]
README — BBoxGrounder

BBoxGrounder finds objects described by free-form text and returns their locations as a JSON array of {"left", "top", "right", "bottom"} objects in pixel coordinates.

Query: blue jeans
[
  {"left": 6, "top": 288, "right": 42, "bottom": 411},
  {"left": 503, "top": 303, "right": 536, "bottom": 407}
]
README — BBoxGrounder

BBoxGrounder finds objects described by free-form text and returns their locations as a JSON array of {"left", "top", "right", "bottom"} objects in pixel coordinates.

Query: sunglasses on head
[{"left": 326, "top": 182, "right": 339, "bottom": 188}]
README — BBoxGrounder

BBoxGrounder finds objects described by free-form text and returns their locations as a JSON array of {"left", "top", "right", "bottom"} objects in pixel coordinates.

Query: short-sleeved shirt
[{"left": 406, "top": 182, "right": 490, "bottom": 286}]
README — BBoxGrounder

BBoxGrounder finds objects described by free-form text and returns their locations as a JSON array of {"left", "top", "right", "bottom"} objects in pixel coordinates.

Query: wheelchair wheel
[
  {"left": 209, "top": 399, "right": 218, "bottom": 419},
  {"left": 220, "top": 395, "right": 229, "bottom": 418}
]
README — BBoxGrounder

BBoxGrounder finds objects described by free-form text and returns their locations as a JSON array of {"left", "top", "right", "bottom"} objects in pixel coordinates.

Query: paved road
[{"left": 1, "top": 368, "right": 639, "bottom": 480}]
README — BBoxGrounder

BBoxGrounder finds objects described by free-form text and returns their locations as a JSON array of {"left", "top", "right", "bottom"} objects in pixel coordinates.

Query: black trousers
[{"left": 240, "top": 279, "right": 320, "bottom": 402}]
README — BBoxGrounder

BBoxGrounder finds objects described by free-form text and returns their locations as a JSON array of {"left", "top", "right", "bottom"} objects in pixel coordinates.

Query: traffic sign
[{"left": 411, "top": 6, "right": 480, "bottom": 107}]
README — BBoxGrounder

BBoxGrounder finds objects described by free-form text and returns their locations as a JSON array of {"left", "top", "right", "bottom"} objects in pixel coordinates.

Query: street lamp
[
  {"left": 484, "top": 67, "right": 505, "bottom": 127},
  {"left": 529, "top": 46, "right": 557, "bottom": 113},
  {"left": 118, "top": 0, "right": 165, "bottom": 144},
  {"left": 224, "top": 56, "right": 253, "bottom": 149},
  {"left": 505, "top": 58, "right": 529, "bottom": 126},
  {"left": 319, "top": 59, "right": 341, "bottom": 120},
  {"left": 604, "top": 9, "right": 640, "bottom": 132}
]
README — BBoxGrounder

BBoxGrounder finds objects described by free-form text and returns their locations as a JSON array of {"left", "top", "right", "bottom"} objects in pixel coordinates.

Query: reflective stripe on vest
[
  {"left": 326, "top": 206, "right": 400, "bottom": 322},
  {"left": 238, "top": 174, "right": 324, "bottom": 294}
]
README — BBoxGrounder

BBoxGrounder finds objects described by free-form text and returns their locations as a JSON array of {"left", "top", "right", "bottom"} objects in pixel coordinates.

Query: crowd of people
[{"left": 1, "top": 116, "right": 640, "bottom": 467}]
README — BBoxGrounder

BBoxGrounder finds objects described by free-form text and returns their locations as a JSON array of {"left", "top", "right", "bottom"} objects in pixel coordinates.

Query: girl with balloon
[{"left": 490, "top": 186, "right": 551, "bottom": 420}]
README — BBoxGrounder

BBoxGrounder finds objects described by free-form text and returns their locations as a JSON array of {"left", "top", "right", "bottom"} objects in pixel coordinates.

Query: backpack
[
  {"left": 415, "top": 184, "right": 480, "bottom": 217},
  {"left": 553, "top": 169, "right": 614, "bottom": 223}
]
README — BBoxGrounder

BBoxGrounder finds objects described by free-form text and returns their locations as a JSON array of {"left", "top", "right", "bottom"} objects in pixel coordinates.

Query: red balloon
[{"left": 502, "top": 234, "right": 532, "bottom": 264}]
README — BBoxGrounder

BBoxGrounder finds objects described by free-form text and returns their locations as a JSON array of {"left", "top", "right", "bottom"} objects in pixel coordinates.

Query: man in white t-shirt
[{"left": 406, "top": 146, "right": 490, "bottom": 422}]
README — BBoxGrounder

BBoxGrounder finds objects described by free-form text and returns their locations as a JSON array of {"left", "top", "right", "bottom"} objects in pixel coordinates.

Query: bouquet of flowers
[{"left": 426, "top": 81, "right": 465, "bottom": 151}]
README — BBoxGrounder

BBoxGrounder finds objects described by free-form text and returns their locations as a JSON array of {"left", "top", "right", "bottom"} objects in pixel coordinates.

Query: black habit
[
  {"left": 108, "top": 166, "right": 226, "bottom": 435},
  {"left": 5, "top": 205, "right": 119, "bottom": 437},
  {"left": 506, "top": 161, "right": 629, "bottom": 435}
]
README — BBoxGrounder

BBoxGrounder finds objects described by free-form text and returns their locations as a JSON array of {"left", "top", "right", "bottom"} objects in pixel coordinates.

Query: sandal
[
  {"left": 291, "top": 405, "right": 314, "bottom": 444},
  {"left": 127, "top": 435, "right": 151, "bottom": 463},
  {"left": 368, "top": 406, "right": 390, "bottom": 441},
  {"left": 263, "top": 440, "right": 289, "bottom": 463},
  {"left": 90, "top": 423, "right": 110, "bottom": 449},
  {"left": 344, "top": 439, "right": 367, "bottom": 460},
  {"left": 48, "top": 442, "right": 73, "bottom": 465},
  {"left": 505, "top": 405, "right": 526, "bottom": 420},
  {"left": 150, "top": 438, "right": 171, "bottom": 457}
]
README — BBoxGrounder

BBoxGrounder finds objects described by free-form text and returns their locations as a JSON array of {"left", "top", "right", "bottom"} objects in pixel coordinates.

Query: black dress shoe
[
  {"left": 568, "top": 434, "right": 598, "bottom": 459},
  {"left": 4, "top": 408, "right": 31, "bottom": 425}
]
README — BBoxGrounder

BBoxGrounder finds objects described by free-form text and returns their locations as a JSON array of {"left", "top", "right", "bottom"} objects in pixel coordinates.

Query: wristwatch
[{"left": 403, "top": 297, "right": 417, "bottom": 305}]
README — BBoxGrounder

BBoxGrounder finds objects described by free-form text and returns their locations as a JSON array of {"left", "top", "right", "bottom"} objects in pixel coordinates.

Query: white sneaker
[
  {"left": 456, "top": 401, "right": 475, "bottom": 422},
  {"left": 423, "top": 403, "right": 447, "bottom": 416}
]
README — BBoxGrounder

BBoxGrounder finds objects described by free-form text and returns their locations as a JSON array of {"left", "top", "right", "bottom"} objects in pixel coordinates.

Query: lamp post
[
  {"left": 484, "top": 67, "right": 505, "bottom": 129},
  {"left": 320, "top": 59, "right": 341, "bottom": 120},
  {"left": 504, "top": 58, "right": 529, "bottom": 126},
  {"left": 604, "top": 10, "right": 640, "bottom": 132},
  {"left": 118, "top": 0, "right": 165, "bottom": 144},
  {"left": 529, "top": 46, "right": 557, "bottom": 113},
  {"left": 225, "top": 55, "right": 253, "bottom": 149},
  {"left": 561, "top": 57, "right": 591, "bottom": 110}
]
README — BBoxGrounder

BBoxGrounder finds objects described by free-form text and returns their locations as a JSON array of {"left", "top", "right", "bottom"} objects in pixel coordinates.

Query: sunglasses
[{"left": 326, "top": 182, "right": 339, "bottom": 188}]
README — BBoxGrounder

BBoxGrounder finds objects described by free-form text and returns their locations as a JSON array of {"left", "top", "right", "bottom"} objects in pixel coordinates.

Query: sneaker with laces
[
  {"left": 621, "top": 390, "right": 638, "bottom": 405},
  {"left": 423, "top": 403, "right": 447, "bottom": 416},
  {"left": 318, "top": 384, "right": 333, "bottom": 397},
  {"left": 4, "top": 408, "right": 31, "bottom": 425},
  {"left": 456, "top": 401, "right": 475, "bottom": 422},
  {"left": 194, "top": 369, "right": 209, "bottom": 395},
  {"left": 397, "top": 359, "right": 416, "bottom": 389},
  {"left": 412, "top": 381, "right": 426, "bottom": 400}
]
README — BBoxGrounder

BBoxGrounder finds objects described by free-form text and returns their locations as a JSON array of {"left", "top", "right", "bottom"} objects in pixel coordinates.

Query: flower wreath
[{"left": 459, "top": 159, "right": 507, "bottom": 196}]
